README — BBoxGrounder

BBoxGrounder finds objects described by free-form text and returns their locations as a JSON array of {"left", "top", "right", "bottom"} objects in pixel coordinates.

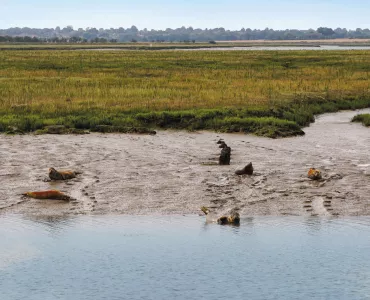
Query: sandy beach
[{"left": 0, "top": 109, "right": 369, "bottom": 217}]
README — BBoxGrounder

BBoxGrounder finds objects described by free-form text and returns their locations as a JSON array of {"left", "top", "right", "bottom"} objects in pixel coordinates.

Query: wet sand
[{"left": 0, "top": 109, "right": 369, "bottom": 217}]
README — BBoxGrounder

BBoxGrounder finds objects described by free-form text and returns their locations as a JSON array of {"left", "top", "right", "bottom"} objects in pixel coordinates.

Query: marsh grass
[
  {"left": 1, "top": 50, "right": 370, "bottom": 137},
  {"left": 352, "top": 114, "right": 370, "bottom": 126}
]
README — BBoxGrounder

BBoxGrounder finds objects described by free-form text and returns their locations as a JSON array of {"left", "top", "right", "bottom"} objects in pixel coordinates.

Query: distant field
[{"left": 1, "top": 49, "right": 370, "bottom": 136}]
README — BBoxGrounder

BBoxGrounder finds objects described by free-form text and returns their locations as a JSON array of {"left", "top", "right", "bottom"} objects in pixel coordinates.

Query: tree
[
  {"left": 130, "top": 26, "right": 138, "bottom": 33},
  {"left": 317, "top": 27, "right": 335, "bottom": 37}
]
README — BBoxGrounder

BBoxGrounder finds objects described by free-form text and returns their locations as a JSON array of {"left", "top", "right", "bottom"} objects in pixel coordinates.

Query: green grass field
[{"left": 1, "top": 49, "right": 370, "bottom": 137}]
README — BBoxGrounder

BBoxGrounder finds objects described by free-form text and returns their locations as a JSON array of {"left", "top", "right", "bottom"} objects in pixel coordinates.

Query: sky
[{"left": 1, "top": 0, "right": 369, "bottom": 30}]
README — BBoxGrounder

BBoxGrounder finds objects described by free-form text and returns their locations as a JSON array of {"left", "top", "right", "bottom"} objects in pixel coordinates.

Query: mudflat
[{"left": 0, "top": 109, "right": 369, "bottom": 217}]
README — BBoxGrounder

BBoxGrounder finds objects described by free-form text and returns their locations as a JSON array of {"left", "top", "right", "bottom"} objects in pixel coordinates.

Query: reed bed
[{"left": 1, "top": 50, "right": 370, "bottom": 136}]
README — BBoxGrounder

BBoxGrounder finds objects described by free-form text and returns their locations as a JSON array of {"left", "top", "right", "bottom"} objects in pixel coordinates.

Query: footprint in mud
[
  {"left": 304, "top": 197, "right": 335, "bottom": 215},
  {"left": 303, "top": 200, "right": 313, "bottom": 212},
  {"left": 211, "top": 199, "right": 228, "bottom": 205},
  {"left": 323, "top": 200, "right": 333, "bottom": 211}
]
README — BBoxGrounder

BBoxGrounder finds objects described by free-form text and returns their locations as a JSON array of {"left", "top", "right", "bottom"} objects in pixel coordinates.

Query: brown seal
[
  {"left": 201, "top": 206, "right": 240, "bottom": 225},
  {"left": 308, "top": 168, "right": 322, "bottom": 180},
  {"left": 235, "top": 162, "right": 253, "bottom": 175},
  {"left": 22, "top": 190, "right": 71, "bottom": 201},
  {"left": 217, "top": 212, "right": 240, "bottom": 225},
  {"left": 49, "top": 167, "right": 77, "bottom": 180}
]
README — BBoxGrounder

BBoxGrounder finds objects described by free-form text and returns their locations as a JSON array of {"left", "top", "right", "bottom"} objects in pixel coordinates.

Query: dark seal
[{"left": 235, "top": 162, "right": 253, "bottom": 175}]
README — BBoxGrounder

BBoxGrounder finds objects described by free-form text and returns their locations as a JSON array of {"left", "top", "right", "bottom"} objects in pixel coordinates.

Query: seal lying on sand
[
  {"left": 235, "top": 162, "right": 253, "bottom": 175},
  {"left": 22, "top": 190, "right": 71, "bottom": 201},
  {"left": 201, "top": 206, "right": 240, "bottom": 225},
  {"left": 308, "top": 168, "right": 322, "bottom": 180},
  {"left": 49, "top": 167, "right": 78, "bottom": 180}
]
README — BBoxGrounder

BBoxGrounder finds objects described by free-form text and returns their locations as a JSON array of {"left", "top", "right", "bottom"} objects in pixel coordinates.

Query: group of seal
[
  {"left": 21, "top": 142, "right": 323, "bottom": 224},
  {"left": 22, "top": 167, "right": 79, "bottom": 201},
  {"left": 202, "top": 139, "right": 254, "bottom": 225},
  {"left": 204, "top": 139, "right": 323, "bottom": 225}
]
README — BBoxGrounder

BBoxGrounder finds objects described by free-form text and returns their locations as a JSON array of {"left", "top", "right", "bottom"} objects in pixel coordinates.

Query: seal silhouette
[{"left": 235, "top": 162, "right": 253, "bottom": 175}]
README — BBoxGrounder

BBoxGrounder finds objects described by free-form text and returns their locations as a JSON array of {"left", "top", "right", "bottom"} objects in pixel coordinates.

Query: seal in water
[
  {"left": 216, "top": 213, "right": 240, "bottom": 225},
  {"left": 22, "top": 190, "right": 71, "bottom": 201},
  {"left": 49, "top": 167, "right": 77, "bottom": 180},
  {"left": 308, "top": 168, "right": 322, "bottom": 180},
  {"left": 201, "top": 206, "right": 240, "bottom": 225},
  {"left": 217, "top": 209, "right": 240, "bottom": 225},
  {"left": 235, "top": 162, "right": 253, "bottom": 175}
]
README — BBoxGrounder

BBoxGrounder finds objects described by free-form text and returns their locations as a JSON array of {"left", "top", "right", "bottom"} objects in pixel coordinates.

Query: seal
[
  {"left": 201, "top": 206, "right": 240, "bottom": 225},
  {"left": 235, "top": 162, "right": 253, "bottom": 175},
  {"left": 216, "top": 213, "right": 240, "bottom": 225},
  {"left": 49, "top": 167, "right": 77, "bottom": 180},
  {"left": 308, "top": 168, "right": 322, "bottom": 180},
  {"left": 22, "top": 190, "right": 71, "bottom": 201},
  {"left": 217, "top": 210, "right": 240, "bottom": 225},
  {"left": 219, "top": 143, "right": 231, "bottom": 165}
]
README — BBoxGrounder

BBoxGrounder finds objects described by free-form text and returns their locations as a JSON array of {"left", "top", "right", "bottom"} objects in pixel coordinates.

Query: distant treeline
[{"left": 1, "top": 26, "right": 370, "bottom": 43}]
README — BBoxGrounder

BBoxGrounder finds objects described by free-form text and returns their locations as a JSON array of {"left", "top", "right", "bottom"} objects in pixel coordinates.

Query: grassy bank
[
  {"left": 352, "top": 114, "right": 370, "bottom": 126},
  {"left": 1, "top": 50, "right": 370, "bottom": 137}
]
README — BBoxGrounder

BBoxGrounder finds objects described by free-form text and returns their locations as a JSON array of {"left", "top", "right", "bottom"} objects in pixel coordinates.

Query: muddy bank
[{"left": 0, "top": 109, "right": 369, "bottom": 217}]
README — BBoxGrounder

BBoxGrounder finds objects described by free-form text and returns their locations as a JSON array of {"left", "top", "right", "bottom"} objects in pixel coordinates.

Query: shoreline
[{"left": 2, "top": 39, "right": 370, "bottom": 51}]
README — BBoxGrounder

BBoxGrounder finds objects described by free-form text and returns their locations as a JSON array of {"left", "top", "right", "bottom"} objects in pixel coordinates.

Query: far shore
[
  {"left": 217, "top": 38, "right": 370, "bottom": 44},
  {"left": 2, "top": 38, "right": 370, "bottom": 51}
]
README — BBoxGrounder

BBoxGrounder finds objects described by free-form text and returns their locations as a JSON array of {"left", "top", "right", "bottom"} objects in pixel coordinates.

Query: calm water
[
  {"left": 1, "top": 215, "right": 370, "bottom": 300},
  {"left": 91, "top": 45, "right": 370, "bottom": 51},
  {"left": 182, "top": 45, "right": 370, "bottom": 51}
]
